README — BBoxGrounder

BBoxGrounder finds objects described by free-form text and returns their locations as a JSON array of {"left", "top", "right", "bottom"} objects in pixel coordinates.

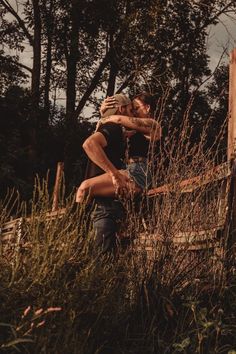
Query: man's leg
[{"left": 92, "top": 198, "right": 125, "bottom": 254}]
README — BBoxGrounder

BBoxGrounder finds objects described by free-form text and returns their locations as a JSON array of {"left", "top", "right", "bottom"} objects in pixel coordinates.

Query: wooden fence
[
  {"left": 135, "top": 162, "right": 230, "bottom": 257},
  {"left": 0, "top": 209, "right": 66, "bottom": 257},
  {"left": 1, "top": 49, "right": 236, "bottom": 268}
]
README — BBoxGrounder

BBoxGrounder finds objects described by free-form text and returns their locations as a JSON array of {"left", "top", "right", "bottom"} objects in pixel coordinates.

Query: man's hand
[{"left": 110, "top": 171, "right": 131, "bottom": 196}]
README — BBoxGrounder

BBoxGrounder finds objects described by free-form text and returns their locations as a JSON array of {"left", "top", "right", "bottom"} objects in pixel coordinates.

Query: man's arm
[
  {"left": 83, "top": 132, "right": 130, "bottom": 191},
  {"left": 83, "top": 132, "right": 118, "bottom": 176}
]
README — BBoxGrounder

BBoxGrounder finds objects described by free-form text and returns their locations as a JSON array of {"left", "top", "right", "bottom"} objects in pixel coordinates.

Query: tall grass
[{"left": 0, "top": 110, "right": 236, "bottom": 354}]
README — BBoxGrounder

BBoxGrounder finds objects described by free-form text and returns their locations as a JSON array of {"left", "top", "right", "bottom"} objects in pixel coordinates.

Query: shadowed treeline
[{"left": 0, "top": 1, "right": 233, "bottom": 199}]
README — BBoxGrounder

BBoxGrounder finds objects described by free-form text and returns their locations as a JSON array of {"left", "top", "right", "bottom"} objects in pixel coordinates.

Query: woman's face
[{"left": 132, "top": 98, "right": 150, "bottom": 118}]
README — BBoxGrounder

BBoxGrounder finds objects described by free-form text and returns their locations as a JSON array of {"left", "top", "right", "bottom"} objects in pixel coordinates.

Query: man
[{"left": 78, "top": 93, "right": 133, "bottom": 254}]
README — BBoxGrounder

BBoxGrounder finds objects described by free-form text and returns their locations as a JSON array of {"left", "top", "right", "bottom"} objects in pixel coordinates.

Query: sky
[
  {"left": 11, "top": 10, "right": 236, "bottom": 70},
  {"left": 207, "top": 13, "right": 236, "bottom": 68},
  {"left": 14, "top": 14, "right": 236, "bottom": 70}
]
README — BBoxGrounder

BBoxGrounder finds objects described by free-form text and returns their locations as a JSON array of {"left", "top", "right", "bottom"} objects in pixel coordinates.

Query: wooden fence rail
[
  {"left": 0, "top": 162, "right": 230, "bottom": 253},
  {"left": 147, "top": 161, "right": 230, "bottom": 196},
  {"left": 0, "top": 209, "right": 66, "bottom": 254}
]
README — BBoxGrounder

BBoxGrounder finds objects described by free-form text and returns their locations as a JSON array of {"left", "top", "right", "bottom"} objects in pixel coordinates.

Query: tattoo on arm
[
  {"left": 128, "top": 117, "right": 153, "bottom": 128},
  {"left": 99, "top": 115, "right": 156, "bottom": 131}
]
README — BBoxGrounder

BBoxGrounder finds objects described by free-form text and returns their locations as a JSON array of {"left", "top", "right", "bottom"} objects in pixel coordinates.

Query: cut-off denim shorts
[{"left": 126, "top": 159, "right": 152, "bottom": 191}]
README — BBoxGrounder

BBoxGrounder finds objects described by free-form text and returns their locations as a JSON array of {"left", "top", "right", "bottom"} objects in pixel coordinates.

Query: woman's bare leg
[{"left": 76, "top": 170, "right": 142, "bottom": 203}]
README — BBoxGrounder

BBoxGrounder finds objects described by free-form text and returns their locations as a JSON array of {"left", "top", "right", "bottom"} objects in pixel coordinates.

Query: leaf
[
  {"left": 173, "top": 337, "right": 191, "bottom": 351},
  {"left": 1, "top": 337, "right": 34, "bottom": 348},
  {"left": 0, "top": 322, "right": 13, "bottom": 328}
]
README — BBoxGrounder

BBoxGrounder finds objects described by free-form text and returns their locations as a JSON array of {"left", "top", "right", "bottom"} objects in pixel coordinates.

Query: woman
[{"left": 76, "top": 93, "right": 161, "bottom": 202}]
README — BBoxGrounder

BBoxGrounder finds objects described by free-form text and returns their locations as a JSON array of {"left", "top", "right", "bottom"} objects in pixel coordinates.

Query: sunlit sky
[
  {"left": 207, "top": 13, "right": 236, "bottom": 68},
  {"left": 11, "top": 11, "right": 236, "bottom": 69}
]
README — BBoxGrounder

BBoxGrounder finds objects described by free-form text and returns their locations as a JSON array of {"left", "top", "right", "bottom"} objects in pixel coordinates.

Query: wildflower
[
  {"left": 45, "top": 307, "right": 62, "bottom": 313},
  {"left": 36, "top": 320, "right": 46, "bottom": 328},
  {"left": 34, "top": 308, "right": 43, "bottom": 316},
  {"left": 22, "top": 306, "right": 31, "bottom": 318}
]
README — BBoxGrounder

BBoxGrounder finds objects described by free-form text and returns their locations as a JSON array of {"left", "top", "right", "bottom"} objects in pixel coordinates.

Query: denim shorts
[{"left": 126, "top": 160, "right": 152, "bottom": 190}]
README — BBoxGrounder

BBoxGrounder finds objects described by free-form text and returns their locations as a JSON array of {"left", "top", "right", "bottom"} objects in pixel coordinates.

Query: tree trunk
[
  {"left": 28, "top": 0, "right": 41, "bottom": 175},
  {"left": 72, "top": 1, "right": 132, "bottom": 119},
  {"left": 106, "top": 61, "right": 118, "bottom": 96},
  {"left": 73, "top": 51, "right": 111, "bottom": 119},
  {"left": 65, "top": 1, "right": 79, "bottom": 120},
  {"left": 106, "top": 34, "right": 118, "bottom": 96},
  {"left": 31, "top": 0, "right": 41, "bottom": 111},
  {"left": 43, "top": 0, "right": 54, "bottom": 127},
  {"left": 64, "top": 0, "right": 80, "bottom": 185}
]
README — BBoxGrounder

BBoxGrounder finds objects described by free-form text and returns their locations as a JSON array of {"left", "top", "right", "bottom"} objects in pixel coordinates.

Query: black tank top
[
  {"left": 85, "top": 123, "right": 125, "bottom": 178},
  {"left": 128, "top": 132, "right": 149, "bottom": 158}
]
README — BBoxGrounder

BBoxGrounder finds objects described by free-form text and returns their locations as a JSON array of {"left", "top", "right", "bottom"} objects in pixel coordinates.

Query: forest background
[{"left": 1, "top": 0, "right": 236, "bottom": 201}]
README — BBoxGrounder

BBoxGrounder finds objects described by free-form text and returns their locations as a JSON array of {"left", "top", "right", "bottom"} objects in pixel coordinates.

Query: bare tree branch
[
  {"left": 0, "top": 0, "right": 33, "bottom": 46},
  {"left": 199, "top": 1, "right": 236, "bottom": 32},
  {"left": 13, "top": 60, "right": 32, "bottom": 73},
  {"left": 116, "top": 72, "right": 136, "bottom": 93},
  {"left": 73, "top": 51, "right": 111, "bottom": 119}
]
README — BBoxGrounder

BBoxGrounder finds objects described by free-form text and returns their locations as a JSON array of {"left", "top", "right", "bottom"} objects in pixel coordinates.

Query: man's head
[{"left": 102, "top": 93, "right": 133, "bottom": 117}]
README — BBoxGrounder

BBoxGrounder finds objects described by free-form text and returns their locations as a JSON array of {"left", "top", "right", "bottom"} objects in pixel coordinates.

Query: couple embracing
[{"left": 76, "top": 92, "right": 161, "bottom": 254}]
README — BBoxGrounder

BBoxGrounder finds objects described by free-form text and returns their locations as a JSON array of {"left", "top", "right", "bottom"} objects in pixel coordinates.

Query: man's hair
[
  {"left": 102, "top": 93, "right": 131, "bottom": 118},
  {"left": 134, "top": 92, "right": 158, "bottom": 116}
]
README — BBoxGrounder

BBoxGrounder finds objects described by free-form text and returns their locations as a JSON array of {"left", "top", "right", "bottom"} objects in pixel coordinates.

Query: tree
[{"left": 0, "top": 0, "right": 235, "bottom": 196}]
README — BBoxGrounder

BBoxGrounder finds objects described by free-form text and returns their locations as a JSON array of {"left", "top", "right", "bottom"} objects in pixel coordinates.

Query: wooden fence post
[
  {"left": 228, "top": 48, "right": 236, "bottom": 227},
  {"left": 52, "top": 162, "right": 64, "bottom": 212},
  {"left": 226, "top": 48, "right": 236, "bottom": 274},
  {"left": 228, "top": 48, "right": 236, "bottom": 162}
]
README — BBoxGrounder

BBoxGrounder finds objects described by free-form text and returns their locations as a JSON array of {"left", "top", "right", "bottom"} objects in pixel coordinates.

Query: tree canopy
[{"left": 0, "top": 0, "right": 235, "bottom": 198}]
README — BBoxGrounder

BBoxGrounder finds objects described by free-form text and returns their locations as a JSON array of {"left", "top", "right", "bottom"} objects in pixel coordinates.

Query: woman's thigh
[
  {"left": 83, "top": 173, "right": 116, "bottom": 197},
  {"left": 81, "top": 170, "right": 142, "bottom": 197},
  {"left": 119, "top": 170, "right": 142, "bottom": 194}
]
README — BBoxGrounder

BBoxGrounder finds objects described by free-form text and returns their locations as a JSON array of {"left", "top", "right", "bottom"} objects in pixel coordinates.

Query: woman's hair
[{"left": 133, "top": 92, "right": 158, "bottom": 116}]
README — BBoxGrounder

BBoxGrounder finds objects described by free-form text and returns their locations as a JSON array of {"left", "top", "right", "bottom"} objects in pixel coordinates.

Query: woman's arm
[
  {"left": 100, "top": 96, "right": 118, "bottom": 116},
  {"left": 100, "top": 115, "right": 162, "bottom": 141}
]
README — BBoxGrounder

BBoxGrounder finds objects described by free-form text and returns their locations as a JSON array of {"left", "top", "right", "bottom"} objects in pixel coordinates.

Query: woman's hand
[
  {"left": 100, "top": 96, "right": 118, "bottom": 116},
  {"left": 124, "top": 129, "right": 136, "bottom": 138},
  {"left": 110, "top": 170, "right": 130, "bottom": 196}
]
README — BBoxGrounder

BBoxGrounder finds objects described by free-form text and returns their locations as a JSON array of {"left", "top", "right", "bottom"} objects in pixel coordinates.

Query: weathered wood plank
[
  {"left": 228, "top": 48, "right": 236, "bottom": 161},
  {"left": 148, "top": 162, "right": 229, "bottom": 196},
  {"left": 0, "top": 209, "right": 66, "bottom": 244},
  {"left": 52, "top": 162, "right": 64, "bottom": 212}
]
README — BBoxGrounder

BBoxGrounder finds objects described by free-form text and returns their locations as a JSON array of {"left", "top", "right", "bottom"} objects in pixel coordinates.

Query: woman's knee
[
  {"left": 76, "top": 180, "right": 92, "bottom": 203},
  {"left": 78, "top": 179, "right": 93, "bottom": 195}
]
